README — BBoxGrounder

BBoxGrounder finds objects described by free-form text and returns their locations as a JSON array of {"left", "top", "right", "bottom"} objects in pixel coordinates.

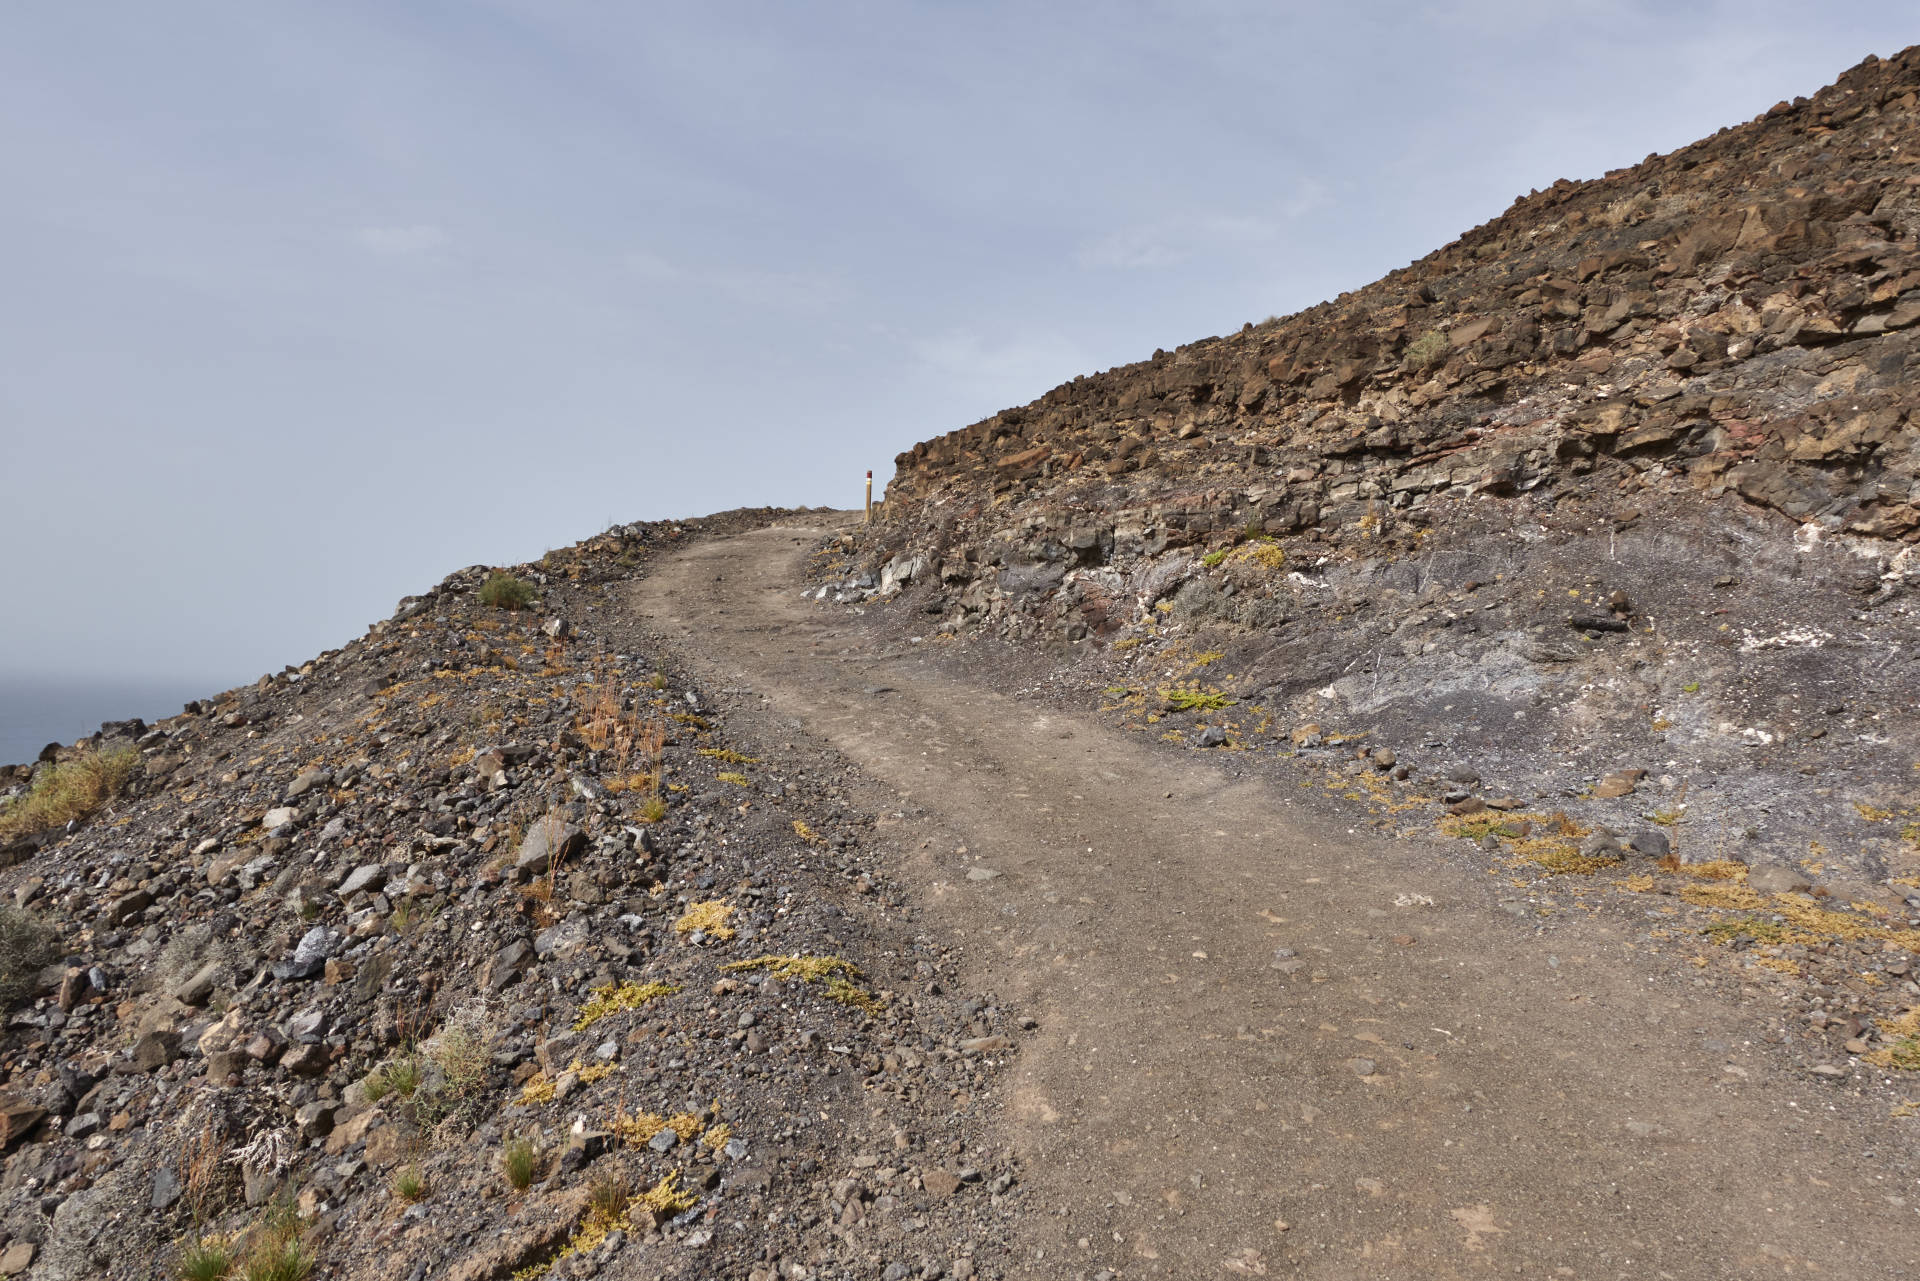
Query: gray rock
[
  {"left": 272, "top": 926, "right": 338, "bottom": 981},
  {"left": 648, "top": 1127, "right": 678, "bottom": 1153},
  {"left": 335, "top": 863, "right": 387, "bottom": 899},
  {"left": 285, "top": 1009, "right": 329, "bottom": 1043},
  {"left": 285, "top": 768, "right": 332, "bottom": 800},
  {"left": 261, "top": 806, "right": 299, "bottom": 833},
  {"left": 1628, "top": 829, "right": 1671, "bottom": 858},
  {"left": 1195, "top": 726, "right": 1228, "bottom": 748},
  {"left": 515, "top": 819, "right": 584, "bottom": 876},
  {"left": 171, "top": 960, "right": 221, "bottom": 1007},
  {"left": 1747, "top": 862, "right": 1812, "bottom": 895}
]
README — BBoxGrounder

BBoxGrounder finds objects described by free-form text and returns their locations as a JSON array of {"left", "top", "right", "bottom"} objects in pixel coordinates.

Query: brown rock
[
  {"left": 922, "top": 1168, "right": 962, "bottom": 1198},
  {"left": 132, "top": 1029, "right": 181, "bottom": 1072},
  {"left": 0, "top": 1241, "right": 33, "bottom": 1275},
  {"left": 0, "top": 1098, "right": 46, "bottom": 1150},
  {"left": 279, "top": 1043, "right": 330, "bottom": 1077},
  {"left": 363, "top": 1124, "right": 406, "bottom": 1167}
]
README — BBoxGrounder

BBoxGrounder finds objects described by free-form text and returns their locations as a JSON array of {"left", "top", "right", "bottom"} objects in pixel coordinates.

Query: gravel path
[{"left": 635, "top": 518, "right": 1920, "bottom": 1280}]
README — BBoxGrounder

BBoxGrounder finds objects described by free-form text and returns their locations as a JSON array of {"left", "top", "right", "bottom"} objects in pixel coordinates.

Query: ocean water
[{"left": 0, "top": 675, "right": 217, "bottom": 768}]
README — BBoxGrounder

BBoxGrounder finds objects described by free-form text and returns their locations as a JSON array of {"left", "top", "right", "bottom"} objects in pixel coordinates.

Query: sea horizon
[{"left": 0, "top": 673, "right": 229, "bottom": 769}]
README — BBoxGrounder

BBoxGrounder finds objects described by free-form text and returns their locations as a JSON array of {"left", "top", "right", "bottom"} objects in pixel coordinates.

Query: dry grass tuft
[{"left": 0, "top": 748, "right": 138, "bottom": 839}]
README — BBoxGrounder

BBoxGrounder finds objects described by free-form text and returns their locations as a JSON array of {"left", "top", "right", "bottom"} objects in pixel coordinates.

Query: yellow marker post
[{"left": 864, "top": 470, "right": 873, "bottom": 523}]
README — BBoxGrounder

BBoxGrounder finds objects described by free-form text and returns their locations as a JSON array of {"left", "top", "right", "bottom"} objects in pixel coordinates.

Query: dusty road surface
[{"left": 634, "top": 520, "right": 1919, "bottom": 1280}]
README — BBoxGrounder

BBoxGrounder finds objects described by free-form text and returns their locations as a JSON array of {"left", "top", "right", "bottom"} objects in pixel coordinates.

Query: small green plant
[
  {"left": 365, "top": 1053, "right": 422, "bottom": 1101},
  {"left": 636, "top": 794, "right": 668, "bottom": 824},
  {"left": 1681, "top": 681, "right": 1700, "bottom": 693},
  {"left": 0, "top": 906, "right": 59, "bottom": 1008},
  {"left": 503, "top": 1137, "right": 539, "bottom": 1191},
  {"left": 1201, "top": 548, "right": 1229, "bottom": 569},
  {"left": 649, "top": 670, "right": 668, "bottom": 690},
  {"left": 1404, "top": 328, "right": 1449, "bottom": 370},
  {"left": 478, "top": 572, "right": 537, "bottom": 612},
  {"left": 0, "top": 747, "right": 139, "bottom": 839},
  {"left": 176, "top": 1236, "right": 235, "bottom": 1281},
  {"left": 393, "top": 1165, "right": 426, "bottom": 1201}
]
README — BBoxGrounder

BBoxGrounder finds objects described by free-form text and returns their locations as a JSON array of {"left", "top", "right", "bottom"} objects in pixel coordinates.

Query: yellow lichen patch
[
  {"left": 511, "top": 1168, "right": 699, "bottom": 1281},
  {"left": 673, "top": 900, "right": 736, "bottom": 940},
  {"left": 665, "top": 1113, "right": 704, "bottom": 1142},
  {"left": 1865, "top": 1009, "right": 1920, "bottom": 1072},
  {"left": 1664, "top": 858, "right": 1748, "bottom": 881},
  {"left": 518, "top": 1074, "right": 557, "bottom": 1105},
  {"left": 702, "top": 1122, "right": 732, "bottom": 1151},
  {"left": 1680, "top": 882, "right": 1766, "bottom": 911},
  {"left": 570, "top": 1057, "right": 618, "bottom": 1085},
  {"left": 612, "top": 1111, "right": 669, "bottom": 1147},
  {"left": 793, "top": 819, "right": 826, "bottom": 847},
  {"left": 1441, "top": 811, "right": 1598, "bottom": 876},
  {"left": 1616, "top": 874, "right": 1656, "bottom": 893},
  {"left": 824, "top": 976, "right": 885, "bottom": 1015},
  {"left": 1158, "top": 685, "right": 1234, "bottom": 712},
  {"left": 635, "top": 1170, "right": 699, "bottom": 1215},
  {"left": 722, "top": 954, "right": 859, "bottom": 982},
  {"left": 698, "top": 748, "right": 759, "bottom": 765},
  {"left": 716, "top": 772, "right": 750, "bottom": 787},
  {"left": 572, "top": 981, "right": 680, "bottom": 1032},
  {"left": 1225, "top": 540, "right": 1286, "bottom": 572}
]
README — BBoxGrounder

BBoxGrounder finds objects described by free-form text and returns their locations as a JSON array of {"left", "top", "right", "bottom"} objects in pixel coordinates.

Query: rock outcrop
[{"left": 850, "top": 49, "right": 1920, "bottom": 901}]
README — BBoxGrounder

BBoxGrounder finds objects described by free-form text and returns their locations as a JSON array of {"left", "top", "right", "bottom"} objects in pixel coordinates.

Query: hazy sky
[{"left": 2, "top": 3, "right": 1912, "bottom": 688}]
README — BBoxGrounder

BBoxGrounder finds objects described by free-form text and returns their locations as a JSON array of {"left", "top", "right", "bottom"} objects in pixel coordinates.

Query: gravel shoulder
[{"left": 636, "top": 518, "right": 1920, "bottom": 1280}]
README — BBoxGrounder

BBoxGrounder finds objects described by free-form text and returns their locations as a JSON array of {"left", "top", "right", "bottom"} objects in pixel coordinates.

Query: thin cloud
[
  {"left": 1075, "top": 180, "right": 1330, "bottom": 270},
  {"left": 355, "top": 224, "right": 448, "bottom": 255},
  {"left": 621, "top": 251, "right": 846, "bottom": 313}
]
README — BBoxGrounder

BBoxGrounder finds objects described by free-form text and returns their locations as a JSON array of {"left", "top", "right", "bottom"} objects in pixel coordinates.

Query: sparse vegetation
[
  {"left": 673, "top": 900, "right": 736, "bottom": 940},
  {"left": 393, "top": 1165, "right": 426, "bottom": 1201},
  {"left": 503, "top": 1137, "right": 539, "bottom": 1191},
  {"left": 239, "top": 1201, "right": 314, "bottom": 1281},
  {"left": 363, "top": 1052, "right": 422, "bottom": 1102},
  {"left": 1404, "top": 328, "right": 1449, "bottom": 369},
  {"left": 175, "top": 1236, "right": 235, "bottom": 1281},
  {"left": 0, "top": 747, "right": 138, "bottom": 839},
  {"left": 478, "top": 572, "right": 537, "bottom": 612},
  {"left": 0, "top": 906, "right": 59, "bottom": 1008},
  {"left": 572, "top": 980, "right": 679, "bottom": 1032},
  {"left": 1158, "top": 686, "right": 1235, "bottom": 712}
]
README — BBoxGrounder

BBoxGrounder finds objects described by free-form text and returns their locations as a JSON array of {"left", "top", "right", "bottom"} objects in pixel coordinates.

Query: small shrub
[
  {"left": 587, "top": 1169, "right": 630, "bottom": 1224},
  {"left": 1404, "top": 329, "right": 1449, "bottom": 370},
  {"left": 0, "top": 906, "right": 59, "bottom": 1008},
  {"left": 478, "top": 572, "right": 536, "bottom": 612},
  {"left": 429, "top": 1003, "right": 495, "bottom": 1095},
  {"left": 0, "top": 747, "right": 139, "bottom": 839},
  {"left": 176, "top": 1236, "right": 235, "bottom": 1281},
  {"left": 636, "top": 795, "right": 668, "bottom": 824},
  {"left": 239, "top": 1201, "right": 313, "bottom": 1281},
  {"left": 393, "top": 1165, "right": 426, "bottom": 1201},
  {"left": 503, "top": 1137, "right": 539, "bottom": 1191}
]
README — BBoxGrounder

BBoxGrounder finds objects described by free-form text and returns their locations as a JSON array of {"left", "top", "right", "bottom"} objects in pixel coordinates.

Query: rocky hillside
[
  {"left": 853, "top": 50, "right": 1920, "bottom": 902},
  {"left": 0, "top": 511, "right": 1025, "bottom": 1281}
]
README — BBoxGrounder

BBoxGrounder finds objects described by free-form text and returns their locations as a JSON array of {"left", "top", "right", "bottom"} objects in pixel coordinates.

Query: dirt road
[{"left": 634, "top": 520, "right": 1918, "bottom": 1280}]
